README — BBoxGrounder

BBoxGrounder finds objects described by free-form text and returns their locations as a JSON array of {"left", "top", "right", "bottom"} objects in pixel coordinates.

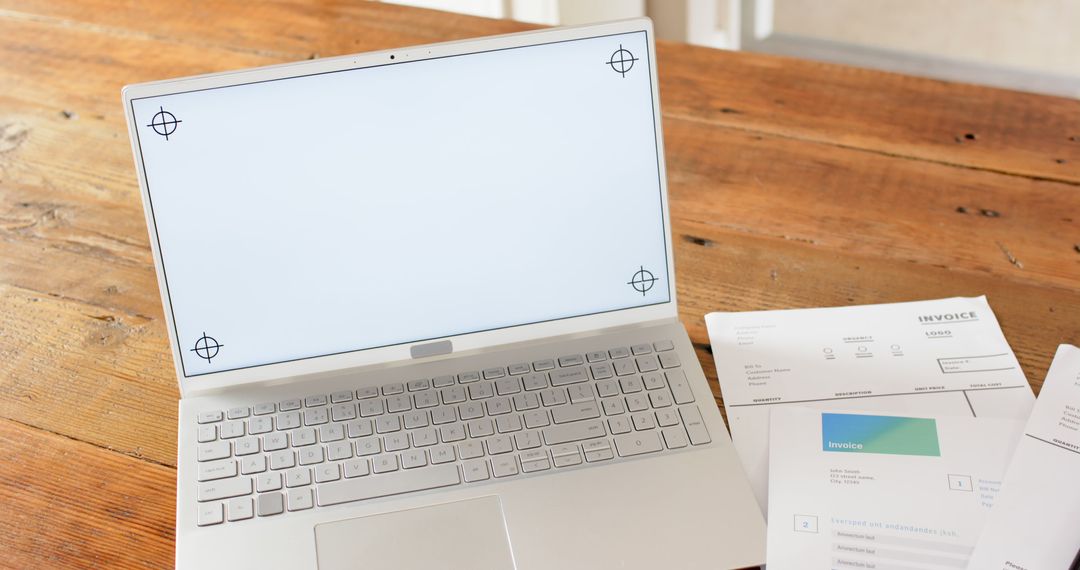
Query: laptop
[{"left": 122, "top": 18, "right": 766, "bottom": 569}]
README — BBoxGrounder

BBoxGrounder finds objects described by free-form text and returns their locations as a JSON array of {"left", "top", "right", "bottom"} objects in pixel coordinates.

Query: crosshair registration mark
[
  {"left": 191, "top": 332, "right": 223, "bottom": 364},
  {"left": 606, "top": 44, "right": 638, "bottom": 77},
  {"left": 147, "top": 106, "right": 181, "bottom": 140},
  {"left": 628, "top": 266, "right": 658, "bottom": 296}
]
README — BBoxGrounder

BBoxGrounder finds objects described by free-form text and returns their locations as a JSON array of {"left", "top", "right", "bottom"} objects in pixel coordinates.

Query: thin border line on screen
[{"left": 130, "top": 29, "right": 671, "bottom": 379}]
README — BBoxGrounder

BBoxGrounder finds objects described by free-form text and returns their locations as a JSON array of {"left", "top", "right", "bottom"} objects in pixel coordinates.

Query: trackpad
[{"left": 315, "top": 496, "right": 515, "bottom": 570}]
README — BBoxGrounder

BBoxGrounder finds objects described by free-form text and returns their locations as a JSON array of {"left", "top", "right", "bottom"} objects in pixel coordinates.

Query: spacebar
[{"left": 317, "top": 464, "right": 461, "bottom": 507}]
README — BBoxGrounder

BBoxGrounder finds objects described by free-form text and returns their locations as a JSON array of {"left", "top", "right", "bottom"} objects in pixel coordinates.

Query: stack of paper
[{"left": 705, "top": 297, "right": 1080, "bottom": 569}]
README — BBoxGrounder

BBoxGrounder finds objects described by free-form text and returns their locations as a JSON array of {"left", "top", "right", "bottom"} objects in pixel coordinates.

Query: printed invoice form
[
  {"left": 705, "top": 296, "right": 1035, "bottom": 512},
  {"left": 967, "top": 344, "right": 1080, "bottom": 570}
]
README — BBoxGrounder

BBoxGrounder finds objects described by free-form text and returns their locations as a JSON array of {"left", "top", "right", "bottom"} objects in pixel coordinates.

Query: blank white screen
[{"left": 132, "top": 30, "right": 670, "bottom": 377}]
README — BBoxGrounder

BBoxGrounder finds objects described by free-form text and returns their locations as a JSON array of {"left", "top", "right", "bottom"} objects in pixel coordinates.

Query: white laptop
[{"left": 122, "top": 18, "right": 765, "bottom": 569}]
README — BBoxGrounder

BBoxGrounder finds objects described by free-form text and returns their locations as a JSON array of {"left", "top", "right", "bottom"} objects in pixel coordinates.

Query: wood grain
[{"left": 0, "top": 1, "right": 1078, "bottom": 568}]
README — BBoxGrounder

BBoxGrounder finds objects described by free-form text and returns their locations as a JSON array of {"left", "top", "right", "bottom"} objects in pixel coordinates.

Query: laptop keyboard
[{"left": 193, "top": 340, "right": 711, "bottom": 526}]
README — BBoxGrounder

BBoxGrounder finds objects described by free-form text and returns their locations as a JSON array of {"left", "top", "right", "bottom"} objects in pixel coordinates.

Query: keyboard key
[
  {"left": 320, "top": 423, "right": 345, "bottom": 442},
  {"left": 286, "top": 468, "right": 312, "bottom": 487},
  {"left": 197, "top": 424, "right": 217, "bottom": 443},
  {"left": 523, "top": 410, "right": 550, "bottom": 429},
  {"left": 540, "top": 388, "right": 567, "bottom": 407},
  {"left": 441, "top": 386, "right": 466, "bottom": 405},
  {"left": 227, "top": 406, "right": 250, "bottom": 420},
  {"left": 462, "top": 459, "right": 489, "bottom": 482},
  {"left": 198, "top": 410, "right": 223, "bottom": 424},
  {"left": 658, "top": 352, "right": 682, "bottom": 369},
  {"left": 276, "top": 411, "right": 301, "bottom": 430},
  {"left": 279, "top": 399, "right": 301, "bottom": 412},
  {"left": 372, "top": 455, "right": 399, "bottom": 474},
  {"left": 653, "top": 340, "right": 675, "bottom": 352},
  {"left": 520, "top": 452, "right": 551, "bottom": 473},
  {"left": 552, "top": 402, "right": 600, "bottom": 424},
  {"left": 404, "top": 411, "right": 429, "bottom": 429},
  {"left": 422, "top": 443, "right": 451, "bottom": 464},
  {"left": 514, "top": 430, "right": 542, "bottom": 450},
  {"left": 550, "top": 366, "right": 588, "bottom": 387},
  {"left": 411, "top": 427, "right": 437, "bottom": 447},
  {"left": 256, "top": 472, "right": 282, "bottom": 492},
  {"left": 596, "top": 379, "right": 619, "bottom": 398},
  {"left": 287, "top": 488, "right": 313, "bottom": 511},
  {"left": 315, "top": 463, "right": 341, "bottom": 483},
  {"left": 601, "top": 398, "right": 626, "bottom": 416},
  {"left": 298, "top": 446, "right": 324, "bottom": 466},
  {"left": 508, "top": 363, "right": 531, "bottom": 375},
  {"left": 356, "top": 437, "right": 381, "bottom": 456},
  {"left": 263, "top": 433, "right": 288, "bottom": 452},
  {"left": 567, "top": 384, "right": 595, "bottom": 404},
  {"left": 468, "top": 382, "right": 495, "bottom": 400},
  {"left": 343, "top": 458, "right": 369, "bottom": 478},
  {"left": 632, "top": 412, "right": 656, "bottom": 431},
  {"left": 467, "top": 419, "right": 494, "bottom": 438},
  {"left": 228, "top": 497, "right": 254, "bottom": 521},
  {"left": 608, "top": 416, "right": 632, "bottom": 435},
  {"left": 432, "top": 375, "right": 456, "bottom": 388},
  {"left": 636, "top": 355, "right": 659, "bottom": 373},
  {"left": 219, "top": 421, "right": 245, "bottom": 439},
  {"left": 356, "top": 386, "right": 379, "bottom": 399},
  {"left": 625, "top": 394, "right": 649, "bottom": 413},
  {"left": 269, "top": 450, "right": 295, "bottom": 470},
  {"left": 304, "top": 407, "right": 329, "bottom": 426},
  {"left": 458, "top": 402, "right": 483, "bottom": 421},
  {"left": 512, "top": 392, "right": 539, "bottom": 411},
  {"left": 318, "top": 464, "right": 460, "bottom": 507},
  {"left": 346, "top": 419, "right": 373, "bottom": 438},
  {"left": 662, "top": 427, "right": 689, "bottom": 449},
  {"left": 631, "top": 343, "right": 653, "bottom": 356},
  {"left": 613, "top": 360, "right": 637, "bottom": 376},
  {"left": 614, "top": 432, "right": 663, "bottom": 457},
  {"left": 401, "top": 449, "right": 427, "bottom": 469},
  {"left": 198, "top": 502, "right": 224, "bottom": 526},
  {"left": 608, "top": 347, "right": 630, "bottom": 359},
  {"left": 457, "top": 440, "right": 484, "bottom": 460},
  {"left": 387, "top": 394, "right": 412, "bottom": 413},
  {"left": 327, "top": 441, "right": 353, "bottom": 461},
  {"left": 234, "top": 437, "right": 260, "bottom": 456},
  {"left": 330, "top": 390, "right": 354, "bottom": 403},
  {"left": 666, "top": 370, "right": 695, "bottom": 404},
  {"left": 619, "top": 376, "right": 643, "bottom": 394},
  {"left": 491, "top": 456, "right": 519, "bottom": 478},
  {"left": 414, "top": 391, "right": 439, "bottom": 409},
  {"left": 198, "top": 477, "right": 252, "bottom": 502},
  {"left": 383, "top": 433, "right": 409, "bottom": 452},
  {"left": 258, "top": 492, "right": 284, "bottom": 516},
  {"left": 522, "top": 373, "right": 548, "bottom": 391},
  {"left": 375, "top": 415, "right": 401, "bottom": 434},
  {"left": 532, "top": 359, "right": 555, "bottom": 371},
  {"left": 198, "top": 459, "right": 237, "bottom": 482},
  {"left": 680, "top": 405, "right": 711, "bottom": 445},
  {"left": 253, "top": 402, "right": 276, "bottom": 415},
  {"left": 304, "top": 395, "right": 328, "bottom": 407},
  {"left": 248, "top": 416, "right": 272, "bottom": 435},
  {"left": 241, "top": 455, "right": 267, "bottom": 475},
  {"left": 482, "top": 367, "right": 506, "bottom": 380},
  {"left": 583, "top": 439, "right": 614, "bottom": 462},
  {"left": 406, "top": 378, "right": 430, "bottom": 392},
  {"left": 551, "top": 444, "right": 582, "bottom": 468},
  {"left": 649, "top": 390, "right": 674, "bottom": 408},
  {"left": 331, "top": 403, "right": 357, "bottom": 422},
  {"left": 495, "top": 377, "right": 522, "bottom": 395},
  {"left": 642, "top": 372, "right": 665, "bottom": 390},
  {"left": 440, "top": 424, "right": 466, "bottom": 443},
  {"left": 458, "top": 371, "right": 480, "bottom": 384},
  {"left": 586, "top": 351, "right": 608, "bottom": 363},
  {"left": 656, "top": 409, "right": 681, "bottom": 427},
  {"left": 431, "top": 407, "right": 456, "bottom": 425},
  {"left": 590, "top": 362, "right": 614, "bottom": 380},
  {"left": 292, "top": 428, "right": 316, "bottom": 447},
  {"left": 197, "top": 441, "right": 230, "bottom": 462},
  {"left": 486, "top": 435, "right": 513, "bottom": 455},
  {"left": 486, "top": 397, "right": 512, "bottom": 416},
  {"left": 382, "top": 383, "right": 404, "bottom": 395},
  {"left": 496, "top": 414, "right": 523, "bottom": 433},
  {"left": 543, "top": 419, "right": 606, "bottom": 445},
  {"left": 558, "top": 354, "right": 584, "bottom": 367}
]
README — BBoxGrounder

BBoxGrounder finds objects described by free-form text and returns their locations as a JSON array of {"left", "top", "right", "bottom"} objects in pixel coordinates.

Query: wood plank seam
[
  {"left": 3, "top": 415, "right": 177, "bottom": 470},
  {"left": 665, "top": 111, "right": 1080, "bottom": 188}
]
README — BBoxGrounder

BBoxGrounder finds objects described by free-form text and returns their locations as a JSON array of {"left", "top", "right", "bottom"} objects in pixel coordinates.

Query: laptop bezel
[{"left": 122, "top": 18, "right": 677, "bottom": 397}]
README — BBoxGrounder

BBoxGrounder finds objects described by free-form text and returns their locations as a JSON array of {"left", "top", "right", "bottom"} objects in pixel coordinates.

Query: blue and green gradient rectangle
[{"left": 821, "top": 413, "right": 941, "bottom": 456}]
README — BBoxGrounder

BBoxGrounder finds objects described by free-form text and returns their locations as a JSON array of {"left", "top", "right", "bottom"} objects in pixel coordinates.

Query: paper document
[
  {"left": 705, "top": 296, "right": 1035, "bottom": 512},
  {"left": 767, "top": 407, "right": 1024, "bottom": 570},
  {"left": 967, "top": 344, "right": 1080, "bottom": 570}
]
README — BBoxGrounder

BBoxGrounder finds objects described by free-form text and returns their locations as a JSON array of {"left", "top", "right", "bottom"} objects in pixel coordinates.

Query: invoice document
[
  {"left": 705, "top": 296, "right": 1035, "bottom": 512},
  {"left": 767, "top": 407, "right": 1024, "bottom": 570},
  {"left": 967, "top": 344, "right": 1080, "bottom": 570}
]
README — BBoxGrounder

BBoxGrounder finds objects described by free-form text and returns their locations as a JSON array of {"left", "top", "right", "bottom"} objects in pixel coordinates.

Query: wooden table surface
[{"left": 1, "top": 1, "right": 1078, "bottom": 567}]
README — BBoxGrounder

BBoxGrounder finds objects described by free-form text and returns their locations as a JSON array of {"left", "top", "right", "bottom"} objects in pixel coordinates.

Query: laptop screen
[{"left": 130, "top": 30, "right": 669, "bottom": 378}]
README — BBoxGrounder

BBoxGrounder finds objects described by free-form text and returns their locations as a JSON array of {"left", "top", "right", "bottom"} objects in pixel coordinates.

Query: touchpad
[{"left": 315, "top": 496, "right": 515, "bottom": 570}]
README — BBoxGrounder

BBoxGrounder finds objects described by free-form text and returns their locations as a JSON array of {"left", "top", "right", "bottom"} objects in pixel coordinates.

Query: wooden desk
[{"left": 1, "top": 1, "right": 1077, "bottom": 567}]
